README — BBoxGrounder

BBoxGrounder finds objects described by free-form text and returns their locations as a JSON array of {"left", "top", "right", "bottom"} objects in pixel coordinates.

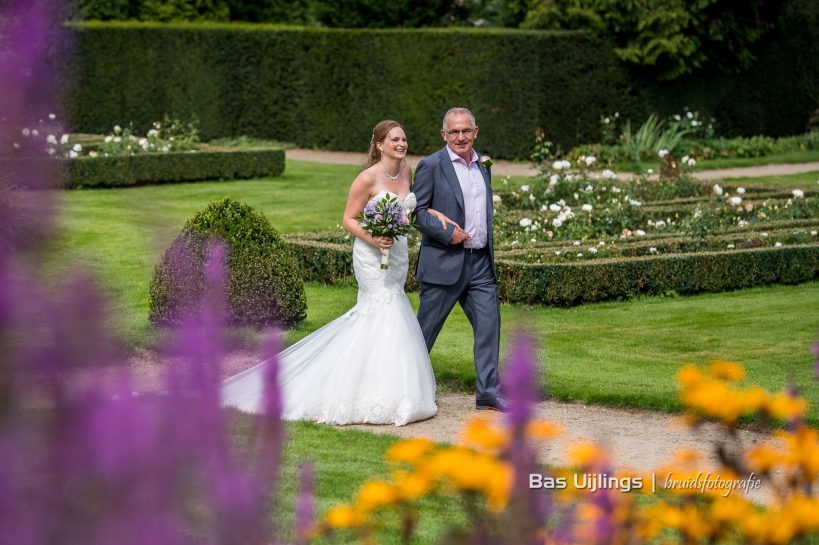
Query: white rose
[
  {"left": 729, "top": 196, "right": 742, "bottom": 206},
  {"left": 727, "top": 244, "right": 735, "bottom": 249},
  {"left": 601, "top": 169, "right": 616, "bottom": 180},
  {"left": 736, "top": 187, "right": 745, "bottom": 194},
  {"left": 584, "top": 156, "right": 596, "bottom": 166},
  {"left": 549, "top": 204, "right": 561, "bottom": 212},
  {"left": 549, "top": 174, "right": 559, "bottom": 185},
  {"left": 520, "top": 184, "right": 529, "bottom": 192},
  {"left": 589, "top": 247, "right": 597, "bottom": 254},
  {"left": 635, "top": 229, "right": 646, "bottom": 236},
  {"left": 492, "top": 195, "right": 502, "bottom": 204},
  {"left": 72, "top": 143, "right": 82, "bottom": 152},
  {"left": 792, "top": 189, "right": 804, "bottom": 198},
  {"left": 552, "top": 218, "right": 563, "bottom": 228},
  {"left": 60, "top": 134, "right": 69, "bottom": 145},
  {"left": 713, "top": 184, "right": 724, "bottom": 196},
  {"left": 529, "top": 194, "right": 536, "bottom": 201},
  {"left": 774, "top": 242, "right": 782, "bottom": 247},
  {"left": 552, "top": 160, "right": 565, "bottom": 170},
  {"left": 48, "top": 113, "right": 56, "bottom": 120},
  {"left": 687, "top": 158, "right": 696, "bottom": 167},
  {"left": 581, "top": 204, "right": 593, "bottom": 212},
  {"left": 46, "top": 134, "right": 57, "bottom": 144},
  {"left": 519, "top": 218, "right": 532, "bottom": 228},
  {"left": 658, "top": 149, "right": 669, "bottom": 158},
  {"left": 22, "top": 128, "right": 30, "bottom": 137}
]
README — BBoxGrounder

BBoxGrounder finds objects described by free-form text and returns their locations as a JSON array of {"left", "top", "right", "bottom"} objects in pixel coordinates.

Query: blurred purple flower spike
[
  {"left": 295, "top": 461, "right": 316, "bottom": 545},
  {"left": 812, "top": 341, "right": 819, "bottom": 382},
  {"left": 500, "top": 332, "right": 551, "bottom": 543},
  {"left": 503, "top": 331, "right": 539, "bottom": 428}
]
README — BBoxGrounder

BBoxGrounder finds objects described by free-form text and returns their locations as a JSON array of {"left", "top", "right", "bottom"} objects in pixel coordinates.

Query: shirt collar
[{"left": 446, "top": 145, "right": 478, "bottom": 165}]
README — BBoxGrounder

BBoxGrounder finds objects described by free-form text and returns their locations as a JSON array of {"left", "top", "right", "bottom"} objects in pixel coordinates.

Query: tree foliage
[{"left": 520, "top": 0, "right": 788, "bottom": 80}]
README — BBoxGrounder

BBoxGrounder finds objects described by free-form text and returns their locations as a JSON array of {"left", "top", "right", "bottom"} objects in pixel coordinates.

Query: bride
[{"left": 222, "top": 120, "right": 438, "bottom": 426}]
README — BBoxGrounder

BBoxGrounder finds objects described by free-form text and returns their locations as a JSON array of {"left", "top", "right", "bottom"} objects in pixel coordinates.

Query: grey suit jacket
[{"left": 413, "top": 146, "right": 496, "bottom": 285}]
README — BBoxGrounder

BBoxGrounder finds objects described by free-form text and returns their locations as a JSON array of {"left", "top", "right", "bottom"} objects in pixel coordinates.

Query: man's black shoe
[{"left": 475, "top": 397, "right": 508, "bottom": 412}]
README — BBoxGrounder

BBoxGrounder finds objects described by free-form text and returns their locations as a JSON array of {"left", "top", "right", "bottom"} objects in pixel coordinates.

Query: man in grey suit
[{"left": 413, "top": 107, "right": 505, "bottom": 411}]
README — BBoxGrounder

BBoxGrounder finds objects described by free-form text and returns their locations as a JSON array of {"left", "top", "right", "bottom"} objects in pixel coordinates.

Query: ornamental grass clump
[{"left": 149, "top": 197, "right": 307, "bottom": 327}]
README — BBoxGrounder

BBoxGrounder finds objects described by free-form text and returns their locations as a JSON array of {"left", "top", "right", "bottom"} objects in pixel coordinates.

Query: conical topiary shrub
[{"left": 149, "top": 198, "right": 307, "bottom": 327}]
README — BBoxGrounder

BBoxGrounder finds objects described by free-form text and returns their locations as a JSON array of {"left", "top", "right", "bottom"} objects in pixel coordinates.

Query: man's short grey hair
[{"left": 442, "top": 107, "right": 476, "bottom": 130}]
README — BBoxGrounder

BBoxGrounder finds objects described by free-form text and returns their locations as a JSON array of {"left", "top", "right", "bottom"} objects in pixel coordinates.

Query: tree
[{"left": 520, "top": 0, "right": 788, "bottom": 80}]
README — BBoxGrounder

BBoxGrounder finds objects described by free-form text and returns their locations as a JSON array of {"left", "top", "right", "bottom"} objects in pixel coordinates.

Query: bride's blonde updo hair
[{"left": 364, "top": 119, "right": 403, "bottom": 169}]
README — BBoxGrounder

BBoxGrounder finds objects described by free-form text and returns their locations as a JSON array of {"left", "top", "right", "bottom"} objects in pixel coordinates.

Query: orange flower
[
  {"left": 677, "top": 364, "right": 704, "bottom": 387},
  {"left": 392, "top": 470, "right": 433, "bottom": 501},
  {"left": 526, "top": 419, "right": 563, "bottom": 440},
  {"left": 386, "top": 438, "right": 436, "bottom": 466},
  {"left": 354, "top": 480, "right": 398, "bottom": 513},
  {"left": 460, "top": 416, "right": 508, "bottom": 453},
  {"left": 708, "top": 360, "right": 745, "bottom": 381},
  {"left": 324, "top": 504, "right": 363, "bottom": 529},
  {"left": 566, "top": 441, "right": 606, "bottom": 468}
]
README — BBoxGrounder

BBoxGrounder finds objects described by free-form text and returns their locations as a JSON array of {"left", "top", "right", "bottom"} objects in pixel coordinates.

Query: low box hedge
[
  {"left": 496, "top": 244, "right": 819, "bottom": 305},
  {"left": 283, "top": 232, "right": 819, "bottom": 306},
  {"left": 1, "top": 148, "right": 285, "bottom": 188}
]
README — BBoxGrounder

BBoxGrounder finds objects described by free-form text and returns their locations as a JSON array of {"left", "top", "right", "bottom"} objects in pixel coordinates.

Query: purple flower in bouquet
[{"left": 356, "top": 193, "right": 414, "bottom": 269}]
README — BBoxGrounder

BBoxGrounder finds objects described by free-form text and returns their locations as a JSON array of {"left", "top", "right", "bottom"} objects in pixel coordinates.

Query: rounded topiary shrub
[{"left": 149, "top": 198, "right": 307, "bottom": 327}]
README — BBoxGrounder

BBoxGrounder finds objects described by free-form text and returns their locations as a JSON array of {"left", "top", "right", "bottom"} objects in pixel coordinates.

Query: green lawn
[
  {"left": 51, "top": 159, "right": 819, "bottom": 422},
  {"left": 717, "top": 170, "right": 819, "bottom": 187},
  {"left": 271, "top": 420, "right": 468, "bottom": 544}
]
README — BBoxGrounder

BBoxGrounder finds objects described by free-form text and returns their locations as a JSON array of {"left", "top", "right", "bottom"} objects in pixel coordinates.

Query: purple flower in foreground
[
  {"left": 294, "top": 461, "right": 315, "bottom": 545},
  {"left": 812, "top": 341, "right": 819, "bottom": 381}
]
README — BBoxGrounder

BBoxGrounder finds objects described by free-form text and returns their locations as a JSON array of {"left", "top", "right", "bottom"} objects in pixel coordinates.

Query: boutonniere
[{"left": 480, "top": 155, "right": 493, "bottom": 169}]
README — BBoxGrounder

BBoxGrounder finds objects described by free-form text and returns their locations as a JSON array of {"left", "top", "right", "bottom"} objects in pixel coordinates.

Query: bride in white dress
[{"left": 222, "top": 120, "right": 438, "bottom": 426}]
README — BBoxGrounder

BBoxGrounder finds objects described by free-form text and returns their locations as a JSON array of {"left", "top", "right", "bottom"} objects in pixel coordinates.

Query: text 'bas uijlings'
[{"left": 529, "top": 473, "right": 644, "bottom": 493}]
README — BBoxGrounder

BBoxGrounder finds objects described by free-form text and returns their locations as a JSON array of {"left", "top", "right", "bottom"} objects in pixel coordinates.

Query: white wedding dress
[{"left": 222, "top": 192, "right": 437, "bottom": 426}]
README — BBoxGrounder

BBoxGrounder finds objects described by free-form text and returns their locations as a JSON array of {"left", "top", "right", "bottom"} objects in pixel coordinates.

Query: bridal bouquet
[{"left": 357, "top": 194, "right": 414, "bottom": 269}]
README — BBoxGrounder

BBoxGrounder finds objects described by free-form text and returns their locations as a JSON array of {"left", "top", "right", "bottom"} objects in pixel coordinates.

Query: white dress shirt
[{"left": 446, "top": 146, "right": 488, "bottom": 249}]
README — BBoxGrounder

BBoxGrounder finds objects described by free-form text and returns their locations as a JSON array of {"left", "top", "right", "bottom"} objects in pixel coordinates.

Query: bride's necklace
[{"left": 382, "top": 160, "right": 403, "bottom": 182}]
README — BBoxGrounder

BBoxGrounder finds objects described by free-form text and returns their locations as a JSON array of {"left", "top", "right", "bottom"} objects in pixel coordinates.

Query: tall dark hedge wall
[{"left": 62, "top": 10, "right": 818, "bottom": 160}]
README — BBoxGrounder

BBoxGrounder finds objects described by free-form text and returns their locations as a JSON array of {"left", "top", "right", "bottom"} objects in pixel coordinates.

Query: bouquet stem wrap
[{"left": 380, "top": 248, "right": 390, "bottom": 269}]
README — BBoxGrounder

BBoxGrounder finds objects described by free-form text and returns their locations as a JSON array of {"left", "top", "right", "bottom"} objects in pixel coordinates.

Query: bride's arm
[
  {"left": 426, "top": 208, "right": 459, "bottom": 231},
  {"left": 342, "top": 171, "right": 393, "bottom": 250}
]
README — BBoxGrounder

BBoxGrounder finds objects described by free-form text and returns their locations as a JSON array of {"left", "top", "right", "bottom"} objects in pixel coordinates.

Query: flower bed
[
  {"left": 285, "top": 158, "right": 819, "bottom": 305},
  {"left": 2, "top": 118, "right": 285, "bottom": 187}
]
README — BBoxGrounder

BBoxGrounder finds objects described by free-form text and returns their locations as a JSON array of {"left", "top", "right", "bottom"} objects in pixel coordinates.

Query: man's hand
[{"left": 450, "top": 226, "right": 470, "bottom": 244}]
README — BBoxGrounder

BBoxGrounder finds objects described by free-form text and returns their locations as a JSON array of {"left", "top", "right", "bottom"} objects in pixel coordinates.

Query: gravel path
[{"left": 286, "top": 148, "right": 819, "bottom": 180}]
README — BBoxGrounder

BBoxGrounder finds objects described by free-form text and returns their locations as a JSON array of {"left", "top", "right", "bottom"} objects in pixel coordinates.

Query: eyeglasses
[{"left": 444, "top": 128, "right": 475, "bottom": 137}]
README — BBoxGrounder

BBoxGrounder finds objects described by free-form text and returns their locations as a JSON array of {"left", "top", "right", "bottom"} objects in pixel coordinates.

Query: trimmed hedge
[
  {"left": 61, "top": 8, "right": 819, "bottom": 160},
  {"left": 282, "top": 232, "right": 819, "bottom": 305},
  {"left": 0, "top": 148, "right": 284, "bottom": 188},
  {"left": 150, "top": 198, "right": 306, "bottom": 326},
  {"left": 496, "top": 245, "right": 819, "bottom": 306}
]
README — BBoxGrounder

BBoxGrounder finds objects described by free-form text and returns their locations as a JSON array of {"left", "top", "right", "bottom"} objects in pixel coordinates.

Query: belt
[{"left": 464, "top": 246, "right": 487, "bottom": 254}]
